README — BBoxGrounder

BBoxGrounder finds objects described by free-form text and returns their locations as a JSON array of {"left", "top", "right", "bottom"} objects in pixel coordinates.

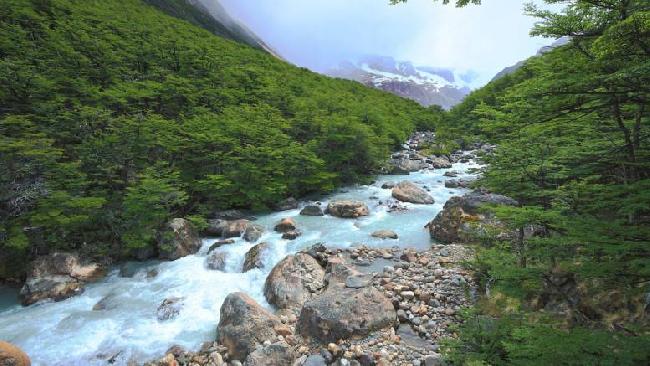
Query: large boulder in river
[
  {"left": 156, "top": 297, "right": 184, "bottom": 321},
  {"left": 243, "top": 243, "right": 270, "bottom": 272},
  {"left": 0, "top": 341, "right": 31, "bottom": 366},
  {"left": 392, "top": 181, "right": 434, "bottom": 204},
  {"left": 297, "top": 285, "right": 397, "bottom": 343},
  {"left": 430, "top": 156, "right": 452, "bottom": 169},
  {"left": 217, "top": 292, "right": 282, "bottom": 361},
  {"left": 274, "top": 218, "right": 297, "bottom": 233},
  {"left": 158, "top": 218, "right": 202, "bottom": 260},
  {"left": 326, "top": 201, "right": 369, "bottom": 218},
  {"left": 388, "top": 157, "right": 427, "bottom": 174},
  {"left": 300, "top": 205, "right": 324, "bottom": 216},
  {"left": 243, "top": 223, "right": 265, "bottom": 243},
  {"left": 19, "top": 252, "right": 105, "bottom": 306},
  {"left": 264, "top": 253, "right": 325, "bottom": 312},
  {"left": 426, "top": 191, "right": 518, "bottom": 243},
  {"left": 205, "top": 219, "right": 265, "bottom": 242},
  {"left": 206, "top": 251, "right": 228, "bottom": 271}
]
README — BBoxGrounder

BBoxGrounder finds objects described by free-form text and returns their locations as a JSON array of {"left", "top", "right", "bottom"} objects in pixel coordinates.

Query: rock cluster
[
  {"left": 204, "top": 219, "right": 265, "bottom": 243},
  {"left": 19, "top": 252, "right": 105, "bottom": 306},
  {"left": 426, "top": 191, "right": 518, "bottom": 243},
  {"left": 147, "top": 243, "right": 476, "bottom": 366},
  {"left": 384, "top": 132, "right": 481, "bottom": 174}
]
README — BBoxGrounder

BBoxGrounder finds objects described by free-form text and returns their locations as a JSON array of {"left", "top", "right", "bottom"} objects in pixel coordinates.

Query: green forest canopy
[{"left": 0, "top": 0, "right": 440, "bottom": 277}]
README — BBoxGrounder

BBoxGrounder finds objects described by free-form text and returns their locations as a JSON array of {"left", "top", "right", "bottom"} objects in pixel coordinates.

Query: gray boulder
[
  {"left": 430, "top": 156, "right": 452, "bottom": 169},
  {"left": 274, "top": 218, "right": 297, "bottom": 233},
  {"left": 297, "top": 285, "right": 397, "bottom": 343},
  {"left": 158, "top": 218, "right": 202, "bottom": 260},
  {"left": 206, "top": 251, "right": 228, "bottom": 271},
  {"left": 217, "top": 292, "right": 281, "bottom": 361},
  {"left": 19, "top": 252, "right": 105, "bottom": 306},
  {"left": 392, "top": 181, "right": 434, "bottom": 204},
  {"left": 326, "top": 201, "right": 369, "bottom": 218},
  {"left": 243, "top": 243, "right": 270, "bottom": 272},
  {"left": 205, "top": 219, "right": 250, "bottom": 238},
  {"left": 244, "top": 343, "right": 295, "bottom": 366},
  {"left": 426, "top": 191, "right": 518, "bottom": 243},
  {"left": 300, "top": 205, "right": 324, "bottom": 216},
  {"left": 157, "top": 297, "right": 183, "bottom": 321},
  {"left": 371, "top": 230, "right": 399, "bottom": 239},
  {"left": 243, "top": 224, "right": 265, "bottom": 243},
  {"left": 264, "top": 253, "right": 325, "bottom": 312}
]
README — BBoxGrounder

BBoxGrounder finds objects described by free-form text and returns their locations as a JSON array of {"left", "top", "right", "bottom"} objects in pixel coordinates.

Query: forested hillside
[
  {"left": 0, "top": 0, "right": 437, "bottom": 279},
  {"left": 433, "top": 1, "right": 650, "bottom": 364}
]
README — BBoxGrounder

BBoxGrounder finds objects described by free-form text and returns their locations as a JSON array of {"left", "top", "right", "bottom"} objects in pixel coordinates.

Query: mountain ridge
[{"left": 327, "top": 55, "right": 473, "bottom": 110}]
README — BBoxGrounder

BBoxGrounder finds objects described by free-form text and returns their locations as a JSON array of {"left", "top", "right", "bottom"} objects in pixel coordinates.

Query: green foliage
[
  {"left": 437, "top": 0, "right": 650, "bottom": 364},
  {"left": 0, "top": 0, "right": 439, "bottom": 276},
  {"left": 445, "top": 310, "right": 650, "bottom": 365},
  {"left": 121, "top": 167, "right": 187, "bottom": 252}
]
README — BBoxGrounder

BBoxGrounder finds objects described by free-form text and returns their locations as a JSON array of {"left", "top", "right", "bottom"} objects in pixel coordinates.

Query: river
[{"left": 0, "top": 159, "right": 479, "bottom": 365}]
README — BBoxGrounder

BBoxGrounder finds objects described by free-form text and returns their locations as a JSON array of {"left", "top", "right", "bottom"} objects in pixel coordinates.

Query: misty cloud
[{"left": 216, "top": 0, "right": 559, "bottom": 86}]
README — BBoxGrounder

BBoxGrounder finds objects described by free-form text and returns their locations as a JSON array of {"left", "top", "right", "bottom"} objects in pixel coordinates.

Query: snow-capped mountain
[{"left": 327, "top": 56, "right": 475, "bottom": 109}]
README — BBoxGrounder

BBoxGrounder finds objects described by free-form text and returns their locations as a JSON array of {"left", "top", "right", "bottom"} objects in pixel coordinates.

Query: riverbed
[{"left": 0, "top": 160, "right": 478, "bottom": 366}]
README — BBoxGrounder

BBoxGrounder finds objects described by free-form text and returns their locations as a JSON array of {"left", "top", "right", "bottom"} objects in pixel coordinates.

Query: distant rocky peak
[{"left": 327, "top": 55, "right": 475, "bottom": 110}]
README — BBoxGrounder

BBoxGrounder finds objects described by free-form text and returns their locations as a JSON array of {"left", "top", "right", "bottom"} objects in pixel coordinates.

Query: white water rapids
[{"left": 0, "top": 160, "right": 479, "bottom": 365}]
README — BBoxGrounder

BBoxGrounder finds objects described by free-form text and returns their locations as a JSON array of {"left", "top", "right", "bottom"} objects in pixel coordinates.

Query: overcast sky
[{"left": 218, "top": 0, "right": 558, "bottom": 87}]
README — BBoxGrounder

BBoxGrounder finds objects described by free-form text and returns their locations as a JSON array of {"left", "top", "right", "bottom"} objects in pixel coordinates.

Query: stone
[
  {"left": 430, "top": 157, "right": 452, "bottom": 169},
  {"left": 206, "top": 251, "right": 228, "bottom": 271},
  {"left": 208, "top": 239, "right": 236, "bottom": 253},
  {"left": 326, "top": 201, "right": 370, "bottom": 218},
  {"left": 19, "top": 252, "right": 104, "bottom": 306},
  {"left": 274, "top": 218, "right": 297, "bottom": 233},
  {"left": 157, "top": 297, "right": 184, "bottom": 321},
  {"left": 381, "top": 181, "right": 396, "bottom": 189},
  {"left": 298, "top": 286, "right": 397, "bottom": 343},
  {"left": 300, "top": 205, "right": 325, "bottom": 216},
  {"left": 423, "top": 354, "right": 443, "bottom": 366},
  {"left": 443, "top": 171, "right": 458, "bottom": 177},
  {"left": 345, "top": 273, "right": 372, "bottom": 289},
  {"left": 205, "top": 219, "right": 255, "bottom": 239},
  {"left": 389, "top": 158, "right": 427, "bottom": 174},
  {"left": 217, "top": 292, "right": 281, "bottom": 361},
  {"left": 444, "top": 179, "right": 472, "bottom": 189},
  {"left": 243, "top": 224, "right": 265, "bottom": 243},
  {"left": 158, "top": 218, "right": 202, "bottom": 260},
  {"left": 426, "top": 192, "right": 518, "bottom": 243},
  {"left": 244, "top": 343, "right": 295, "bottom": 366},
  {"left": 371, "top": 230, "right": 399, "bottom": 240},
  {"left": 392, "top": 181, "right": 434, "bottom": 205},
  {"left": 303, "top": 354, "right": 328, "bottom": 366},
  {"left": 264, "top": 253, "right": 325, "bottom": 311},
  {"left": 275, "top": 197, "right": 299, "bottom": 211},
  {"left": 243, "top": 243, "right": 270, "bottom": 272},
  {"left": 282, "top": 230, "right": 302, "bottom": 240},
  {"left": 0, "top": 341, "right": 31, "bottom": 366}
]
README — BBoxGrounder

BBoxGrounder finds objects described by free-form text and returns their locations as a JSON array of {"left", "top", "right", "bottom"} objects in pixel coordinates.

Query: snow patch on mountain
[{"left": 328, "top": 56, "right": 475, "bottom": 109}]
